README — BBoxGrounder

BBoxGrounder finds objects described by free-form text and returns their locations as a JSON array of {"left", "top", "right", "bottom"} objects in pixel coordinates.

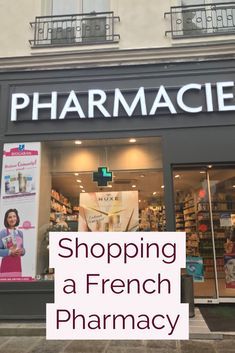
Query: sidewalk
[
  {"left": 0, "top": 336, "right": 234, "bottom": 353},
  {"left": 0, "top": 308, "right": 233, "bottom": 339}
]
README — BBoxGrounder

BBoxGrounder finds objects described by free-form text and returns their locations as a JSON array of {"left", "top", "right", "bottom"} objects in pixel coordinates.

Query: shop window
[
  {"left": 37, "top": 137, "right": 164, "bottom": 280},
  {"left": 0, "top": 138, "right": 164, "bottom": 282}
]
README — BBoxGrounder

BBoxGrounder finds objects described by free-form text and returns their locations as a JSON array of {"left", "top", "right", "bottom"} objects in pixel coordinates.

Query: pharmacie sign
[{"left": 10, "top": 81, "right": 235, "bottom": 121}]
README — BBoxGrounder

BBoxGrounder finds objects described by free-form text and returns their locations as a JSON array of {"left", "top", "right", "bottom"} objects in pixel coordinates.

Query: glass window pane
[
  {"left": 173, "top": 167, "right": 217, "bottom": 299},
  {"left": 208, "top": 167, "right": 235, "bottom": 297},
  {"left": 37, "top": 137, "right": 164, "bottom": 280},
  {"left": 52, "top": 0, "right": 78, "bottom": 15},
  {"left": 82, "top": 0, "right": 109, "bottom": 13}
]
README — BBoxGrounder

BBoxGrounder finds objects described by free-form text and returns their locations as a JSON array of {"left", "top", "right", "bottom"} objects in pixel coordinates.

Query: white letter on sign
[
  {"left": 177, "top": 84, "right": 202, "bottom": 113},
  {"left": 217, "top": 81, "right": 235, "bottom": 111},
  {"left": 32, "top": 92, "right": 57, "bottom": 120},
  {"left": 88, "top": 90, "right": 110, "bottom": 118},
  {"left": 59, "top": 91, "right": 85, "bottom": 119},
  {"left": 11, "top": 93, "right": 30, "bottom": 121}
]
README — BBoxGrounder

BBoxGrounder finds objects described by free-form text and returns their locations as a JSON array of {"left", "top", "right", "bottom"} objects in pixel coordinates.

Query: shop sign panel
[{"left": 10, "top": 81, "right": 235, "bottom": 121}]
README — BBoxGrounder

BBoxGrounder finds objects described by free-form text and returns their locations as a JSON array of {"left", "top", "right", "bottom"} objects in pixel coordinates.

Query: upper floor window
[
  {"left": 30, "top": 0, "right": 120, "bottom": 47},
  {"left": 164, "top": 0, "right": 235, "bottom": 38},
  {"left": 52, "top": 0, "right": 80, "bottom": 15}
]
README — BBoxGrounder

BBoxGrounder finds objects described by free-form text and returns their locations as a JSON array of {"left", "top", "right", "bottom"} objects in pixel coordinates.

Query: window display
[{"left": 36, "top": 137, "right": 164, "bottom": 280}]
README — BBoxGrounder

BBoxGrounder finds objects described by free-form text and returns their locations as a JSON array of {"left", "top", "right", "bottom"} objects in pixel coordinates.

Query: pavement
[
  {"left": 0, "top": 337, "right": 235, "bottom": 353},
  {"left": 0, "top": 308, "right": 234, "bottom": 353}
]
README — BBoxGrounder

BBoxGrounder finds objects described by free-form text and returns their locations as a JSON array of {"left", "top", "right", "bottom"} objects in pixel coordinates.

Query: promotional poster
[
  {"left": 186, "top": 256, "right": 204, "bottom": 282},
  {"left": 0, "top": 143, "right": 41, "bottom": 281},
  {"left": 224, "top": 254, "right": 235, "bottom": 289},
  {"left": 79, "top": 191, "right": 139, "bottom": 232}
]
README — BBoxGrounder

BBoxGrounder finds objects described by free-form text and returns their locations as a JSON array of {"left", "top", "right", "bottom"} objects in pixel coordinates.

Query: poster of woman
[
  {"left": 224, "top": 255, "right": 235, "bottom": 288},
  {"left": 0, "top": 209, "right": 25, "bottom": 277}
]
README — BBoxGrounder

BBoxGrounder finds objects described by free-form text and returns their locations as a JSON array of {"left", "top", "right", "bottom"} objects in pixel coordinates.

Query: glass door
[
  {"left": 173, "top": 167, "right": 218, "bottom": 301},
  {"left": 207, "top": 167, "right": 235, "bottom": 300},
  {"left": 173, "top": 165, "right": 235, "bottom": 302}
]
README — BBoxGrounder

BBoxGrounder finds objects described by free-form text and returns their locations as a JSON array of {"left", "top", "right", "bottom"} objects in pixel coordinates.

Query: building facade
[{"left": 0, "top": 0, "right": 235, "bottom": 319}]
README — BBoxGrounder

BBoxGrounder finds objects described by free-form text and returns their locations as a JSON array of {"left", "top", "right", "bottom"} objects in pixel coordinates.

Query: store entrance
[{"left": 173, "top": 165, "right": 235, "bottom": 303}]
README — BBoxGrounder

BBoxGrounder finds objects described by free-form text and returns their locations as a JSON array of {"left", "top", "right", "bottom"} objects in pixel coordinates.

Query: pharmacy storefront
[{"left": 0, "top": 59, "right": 235, "bottom": 318}]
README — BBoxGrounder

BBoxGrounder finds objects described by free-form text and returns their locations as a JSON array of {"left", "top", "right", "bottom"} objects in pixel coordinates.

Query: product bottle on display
[
  {"left": 4, "top": 176, "right": 10, "bottom": 193},
  {"left": 26, "top": 176, "right": 32, "bottom": 192},
  {"left": 10, "top": 176, "right": 15, "bottom": 193},
  {"left": 18, "top": 172, "right": 26, "bottom": 192},
  {"left": 13, "top": 176, "right": 19, "bottom": 193}
]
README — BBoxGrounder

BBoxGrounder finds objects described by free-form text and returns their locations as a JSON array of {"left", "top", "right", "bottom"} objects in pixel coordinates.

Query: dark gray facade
[{"left": 0, "top": 59, "right": 235, "bottom": 318}]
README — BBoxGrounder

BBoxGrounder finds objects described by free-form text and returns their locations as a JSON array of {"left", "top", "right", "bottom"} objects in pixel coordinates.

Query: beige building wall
[
  {"left": 0, "top": 0, "right": 40, "bottom": 57},
  {"left": 0, "top": 0, "right": 235, "bottom": 63},
  {"left": 116, "top": 0, "right": 170, "bottom": 49}
]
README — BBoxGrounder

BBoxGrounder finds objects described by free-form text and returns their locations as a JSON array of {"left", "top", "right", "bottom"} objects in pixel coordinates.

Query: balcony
[
  {"left": 164, "top": 2, "right": 235, "bottom": 38},
  {"left": 30, "top": 12, "right": 120, "bottom": 47}
]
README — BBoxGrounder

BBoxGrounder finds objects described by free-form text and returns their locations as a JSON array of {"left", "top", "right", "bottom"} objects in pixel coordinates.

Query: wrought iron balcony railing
[
  {"left": 164, "top": 2, "right": 235, "bottom": 38},
  {"left": 30, "top": 11, "right": 120, "bottom": 47}
]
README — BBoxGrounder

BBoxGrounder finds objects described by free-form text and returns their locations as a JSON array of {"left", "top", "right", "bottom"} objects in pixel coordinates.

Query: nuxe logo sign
[{"left": 97, "top": 196, "right": 119, "bottom": 202}]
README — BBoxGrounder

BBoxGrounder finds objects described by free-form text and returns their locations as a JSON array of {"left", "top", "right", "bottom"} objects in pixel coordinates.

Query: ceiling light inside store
[
  {"left": 75, "top": 140, "right": 82, "bottom": 145},
  {"left": 233, "top": 185, "right": 235, "bottom": 188},
  {"left": 129, "top": 138, "right": 136, "bottom": 143},
  {"left": 74, "top": 173, "right": 79, "bottom": 176},
  {"left": 208, "top": 165, "right": 212, "bottom": 168},
  {"left": 132, "top": 184, "right": 136, "bottom": 188},
  {"left": 174, "top": 174, "right": 180, "bottom": 178},
  {"left": 82, "top": 190, "right": 85, "bottom": 193},
  {"left": 139, "top": 200, "right": 141, "bottom": 202},
  {"left": 153, "top": 192, "right": 157, "bottom": 195},
  {"left": 161, "top": 185, "right": 165, "bottom": 189},
  {"left": 107, "top": 184, "right": 112, "bottom": 188},
  {"left": 140, "top": 174, "right": 145, "bottom": 178},
  {"left": 80, "top": 185, "right": 84, "bottom": 189},
  {"left": 200, "top": 171, "right": 206, "bottom": 174},
  {"left": 76, "top": 179, "right": 82, "bottom": 183}
]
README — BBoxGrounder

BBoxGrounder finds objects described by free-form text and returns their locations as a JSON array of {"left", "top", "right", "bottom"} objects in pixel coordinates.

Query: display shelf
[
  {"left": 140, "top": 205, "right": 166, "bottom": 231},
  {"left": 201, "top": 255, "right": 224, "bottom": 258},
  {"left": 184, "top": 217, "right": 196, "bottom": 221},
  {"left": 197, "top": 201, "right": 235, "bottom": 212},
  {"left": 197, "top": 209, "right": 235, "bottom": 213},
  {"left": 50, "top": 188, "right": 75, "bottom": 229},
  {"left": 66, "top": 214, "right": 78, "bottom": 221},
  {"left": 184, "top": 205, "right": 196, "bottom": 210},
  {"left": 51, "top": 195, "right": 72, "bottom": 213},
  {"left": 184, "top": 212, "right": 195, "bottom": 217},
  {"left": 176, "top": 190, "right": 233, "bottom": 285},
  {"left": 175, "top": 204, "right": 184, "bottom": 232}
]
